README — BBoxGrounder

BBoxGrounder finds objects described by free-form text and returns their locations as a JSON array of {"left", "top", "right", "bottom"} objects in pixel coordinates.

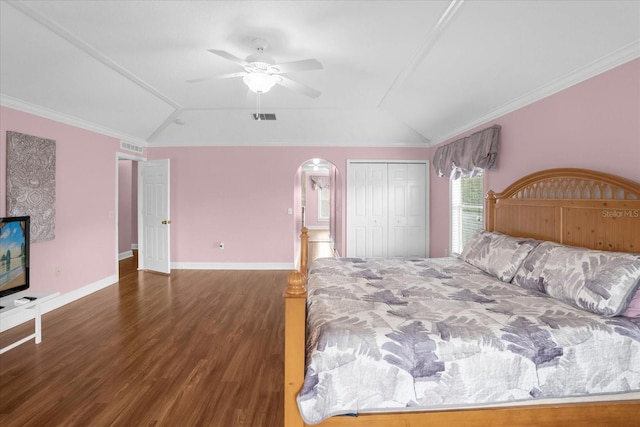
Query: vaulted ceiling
[{"left": 1, "top": 1, "right": 638, "bottom": 148}]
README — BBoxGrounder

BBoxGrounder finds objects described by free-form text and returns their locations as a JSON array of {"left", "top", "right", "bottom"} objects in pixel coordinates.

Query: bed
[{"left": 283, "top": 168, "right": 640, "bottom": 426}]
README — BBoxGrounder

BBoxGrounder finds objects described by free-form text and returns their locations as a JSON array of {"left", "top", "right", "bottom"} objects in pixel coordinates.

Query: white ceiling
[{"left": 1, "top": 1, "right": 639, "bottom": 148}]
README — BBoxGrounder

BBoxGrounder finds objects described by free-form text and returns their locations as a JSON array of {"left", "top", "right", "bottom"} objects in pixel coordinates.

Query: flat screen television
[{"left": 0, "top": 216, "right": 30, "bottom": 299}]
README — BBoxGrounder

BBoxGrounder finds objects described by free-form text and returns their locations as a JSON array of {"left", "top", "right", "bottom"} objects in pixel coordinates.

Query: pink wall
[
  {"left": 429, "top": 58, "right": 640, "bottom": 257},
  {"left": 1, "top": 106, "right": 120, "bottom": 296},
  {"left": 147, "top": 146, "right": 429, "bottom": 264}
]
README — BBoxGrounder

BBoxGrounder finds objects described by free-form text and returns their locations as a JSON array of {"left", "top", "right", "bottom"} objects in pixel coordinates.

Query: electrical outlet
[
  {"left": 218, "top": 242, "right": 224, "bottom": 250},
  {"left": 55, "top": 266, "right": 61, "bottom": 276}
]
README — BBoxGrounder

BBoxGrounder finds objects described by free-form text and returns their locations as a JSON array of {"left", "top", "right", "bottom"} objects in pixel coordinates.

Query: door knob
[{"left": 162, "top": 220, "right": 171, "bottom": 225}]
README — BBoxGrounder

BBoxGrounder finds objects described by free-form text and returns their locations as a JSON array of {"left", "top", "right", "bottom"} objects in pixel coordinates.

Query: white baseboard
[
  {"left": 118, "top": 250, "right": 133, "bottom": 261},
  {"left": 0, "top": 274, "right": 118, "bottom": 331},
  {"left": 171, "top": 262, "right": 294, "bottom": 270},
  {"left": 306, "top": 226, "right": 329, "bottom": 230}
]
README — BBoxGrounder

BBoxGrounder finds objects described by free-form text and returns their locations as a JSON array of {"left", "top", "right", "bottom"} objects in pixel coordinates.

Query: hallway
[{"left": 307, "top": 229, "right": 334, "bottom": 264}]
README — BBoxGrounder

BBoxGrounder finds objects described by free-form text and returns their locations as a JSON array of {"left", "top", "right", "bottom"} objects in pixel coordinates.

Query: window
[
  {"left": 450, "top": 174, "right": 484, "bottom": 254},
  {"left": 317, "top": 187, "right": 330, "bottom": 221}
]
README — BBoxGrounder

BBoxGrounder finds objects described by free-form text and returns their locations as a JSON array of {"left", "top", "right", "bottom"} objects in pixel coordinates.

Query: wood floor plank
[{"left": 0, "top": 268, "right": 288, "bottom": 427}]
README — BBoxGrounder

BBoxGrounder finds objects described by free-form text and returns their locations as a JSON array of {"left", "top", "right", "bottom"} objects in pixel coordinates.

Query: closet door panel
[
  {"left": 369, "top": 223, "right": 386, "bottom": 258},
  {"left": 406, "top": 163, "right": 427, "bottom": 257},
  {"left": 388, "top": 164, "right": 408, "bottom": 257},
  {"left": 352, "top": 226, "right": 367, "bottom": 258},
  {"left": 366, "top": 164, "right": 388, "bottom": 257},
  {"left": 347, "top": 164, "right": 368, "bottom": 257},
  {"left": 388, "top": 163, "right": 427, "bottom": 258},
  {"left": 408, "top": 169, "right": 426, "bottom": 229},
  {"left": 347, "top": 163, "right": 387, "bottom": 257}
]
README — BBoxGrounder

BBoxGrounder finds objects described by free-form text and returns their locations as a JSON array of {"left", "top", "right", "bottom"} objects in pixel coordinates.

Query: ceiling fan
[{"left": 189, "top": 38, "right": 323, "bottom": 98}]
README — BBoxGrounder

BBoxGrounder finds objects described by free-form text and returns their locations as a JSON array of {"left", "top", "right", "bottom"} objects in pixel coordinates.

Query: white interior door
[
  {"left": 388, "top": 163, "right": 427, "bottom": 257},
  {"left": 347, "top": 163, "right": 388, "bottom": 257},
  {"left": 139, "top": 159, "right": 170, "bottom": 274}
]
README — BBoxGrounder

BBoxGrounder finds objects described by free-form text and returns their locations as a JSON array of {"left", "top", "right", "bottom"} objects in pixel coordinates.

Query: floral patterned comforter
[{"left": 297, "top": 257, "right": 640, "bottom": 425}]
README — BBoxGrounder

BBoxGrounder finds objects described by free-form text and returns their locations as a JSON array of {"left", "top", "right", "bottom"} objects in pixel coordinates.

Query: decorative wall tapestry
[{"left": 6, "top": 131, "right": 56, "bottom": 242}]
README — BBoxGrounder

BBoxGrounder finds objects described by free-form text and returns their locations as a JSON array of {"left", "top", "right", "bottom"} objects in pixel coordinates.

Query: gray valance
[
  {"left": 433, "top": 124, "right": 501, "bottom": 180},
  {"left": 311, "top": 175, "right": 329, "bottom": 190}
]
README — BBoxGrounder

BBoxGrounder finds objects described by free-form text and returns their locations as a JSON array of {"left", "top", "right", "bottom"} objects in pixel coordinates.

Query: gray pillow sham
[
  {"left": 459, "top": 230, "right": 540, "bottom": 282},
  {"left": 512, "top": 241, "right": 640, "bottom": 316}
]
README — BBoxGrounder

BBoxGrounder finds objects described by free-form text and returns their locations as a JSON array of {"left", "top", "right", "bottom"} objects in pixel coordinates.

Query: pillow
[
  {"left": 459, "top": 231, "right": 540, "bottom": 282},
  {"left": 511, "top": 242, "right": 557, "bottom": 293},
  {"left": 514, "top": 242, "right": 640, "bottom": 317},
  {"left": 622, "top": 288, "right": 640, "bottom": 317}
]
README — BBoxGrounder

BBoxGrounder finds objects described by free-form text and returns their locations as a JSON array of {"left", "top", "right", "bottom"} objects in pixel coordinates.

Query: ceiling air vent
[
  {"left": 120, "top": 141, "right": 144, "bottom": 154},
  {"left": 252, "top": 113, "right": 277, "bottom": 121}
]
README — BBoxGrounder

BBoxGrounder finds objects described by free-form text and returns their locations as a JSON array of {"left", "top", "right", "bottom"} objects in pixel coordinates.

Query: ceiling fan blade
[
  {"left": 272, "top": 58, "right": 323, "bottom": 74},
  {"left": 215, "top": 72, "right": 247, "bottom": 79},
  {"left": 277, "top": 76, "right": 321, "bottom": 99},
  {"left": 207, "top": 49, "right": 248, "bottom": 65},
  {"left": 186, "top": 75, "right": 214, "bottom": 84},
  {"left": 187, "top": 71, "right": 246, "bottom": 84}
]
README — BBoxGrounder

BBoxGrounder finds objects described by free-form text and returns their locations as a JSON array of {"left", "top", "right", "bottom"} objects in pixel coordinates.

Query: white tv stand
[{"left": 0, "top": 292, "right": 59, "bottom": 354}]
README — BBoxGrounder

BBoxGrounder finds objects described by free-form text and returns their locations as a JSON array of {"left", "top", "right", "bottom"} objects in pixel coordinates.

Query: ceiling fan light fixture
[{"left": 243, "top": 72, "right": 279, "bottom": 94}]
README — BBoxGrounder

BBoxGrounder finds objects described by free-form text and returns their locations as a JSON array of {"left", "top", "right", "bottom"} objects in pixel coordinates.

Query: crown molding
[
  {"left": 429, "top": 41, "right": 640, "bottom": 146},
  {"left": 0, "top": 94, "right": 148, "bottom": 146}
]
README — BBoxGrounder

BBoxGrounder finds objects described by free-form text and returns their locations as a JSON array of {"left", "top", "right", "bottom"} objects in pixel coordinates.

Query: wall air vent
[
  {"left": 252, "top": 113, "right": 277, "bottom": 121},
  {"left": 120, "top": 141, "right": 144, "bottom": 154}
]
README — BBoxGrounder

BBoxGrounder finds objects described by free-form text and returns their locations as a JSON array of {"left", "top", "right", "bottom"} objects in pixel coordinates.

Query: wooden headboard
[{"left": 485, "top": 168, "right": 640, "bottom": 253}]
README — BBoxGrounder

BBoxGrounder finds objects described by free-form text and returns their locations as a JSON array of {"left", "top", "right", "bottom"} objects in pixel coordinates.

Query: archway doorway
[{"left": 294, "top": 158, "right": 342, "bottom": 267}]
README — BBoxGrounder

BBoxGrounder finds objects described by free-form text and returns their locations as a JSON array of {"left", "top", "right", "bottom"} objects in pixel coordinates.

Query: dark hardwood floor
[{"left": 0, "top": 266, "right": 290, "bottom": 426}]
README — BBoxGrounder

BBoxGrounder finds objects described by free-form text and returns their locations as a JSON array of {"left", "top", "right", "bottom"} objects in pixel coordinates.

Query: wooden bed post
[
  {"left": 485, "top": 189, "right": 497, "bottom": 232},
  {"left": 283, "top": 227, "right": 309, "bottom": 427},
  {"left": 299, "top": 227, "right": 309, "bottom": 277}
]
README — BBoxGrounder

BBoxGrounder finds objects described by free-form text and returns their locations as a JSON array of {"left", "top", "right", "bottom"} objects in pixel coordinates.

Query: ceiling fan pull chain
[{"left": 256, "top": 93, "right": 262, "bottom": 121}]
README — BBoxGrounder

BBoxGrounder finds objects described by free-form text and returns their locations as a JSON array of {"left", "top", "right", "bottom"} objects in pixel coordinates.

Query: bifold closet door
[
  {"left": 347, "top": 163, "right": 388, "bottom": 257},
  {"left": 347, "top": 162, "right": 427, "bottom": 258},
  {"left": 388, "top": 163, "right": 427, "bottom": 257}
]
